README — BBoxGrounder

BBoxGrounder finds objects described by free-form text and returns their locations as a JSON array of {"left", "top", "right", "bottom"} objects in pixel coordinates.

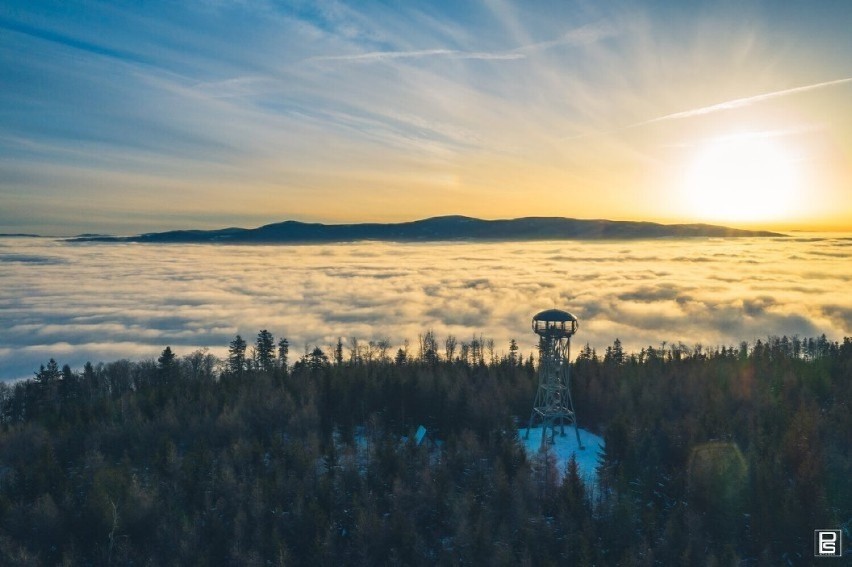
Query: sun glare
[{"left": 681, "top": 133, "right": 800, "bottom": 224}]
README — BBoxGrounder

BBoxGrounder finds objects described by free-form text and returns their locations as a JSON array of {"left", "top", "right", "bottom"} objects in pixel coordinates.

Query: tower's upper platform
[{"left": 532, "top": 309, "right": 578, "bottom": 337}]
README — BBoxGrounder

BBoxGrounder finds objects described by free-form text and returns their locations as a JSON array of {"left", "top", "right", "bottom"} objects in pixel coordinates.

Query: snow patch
[{"left": 519, "top": 426, "right": 604, "bottom": 483}]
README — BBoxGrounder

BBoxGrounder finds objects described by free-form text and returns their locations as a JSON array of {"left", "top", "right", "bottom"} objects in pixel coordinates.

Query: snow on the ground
[{"left": 518, "top": 426, "right": 604, "bottom": 483}]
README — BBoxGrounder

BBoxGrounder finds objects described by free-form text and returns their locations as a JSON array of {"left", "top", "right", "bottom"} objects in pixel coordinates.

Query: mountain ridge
[{"left": 69, "top": 216, "right": 785, "bottom": 243}]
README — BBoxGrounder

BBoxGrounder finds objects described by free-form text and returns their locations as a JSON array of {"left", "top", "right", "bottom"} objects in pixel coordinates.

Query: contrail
[{"left": 632, "top": 76, "right": 852, "bottom": 127}]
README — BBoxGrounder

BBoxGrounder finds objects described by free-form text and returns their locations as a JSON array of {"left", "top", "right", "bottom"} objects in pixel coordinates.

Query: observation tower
[{"left": 525, "top": 309, "right": 583, "bottom": 450}]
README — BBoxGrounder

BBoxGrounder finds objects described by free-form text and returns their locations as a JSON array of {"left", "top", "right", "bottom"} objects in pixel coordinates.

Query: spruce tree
[
  {"left": 255, "top": 330, "right": 275, "bottom": 373},
  {"left": 278, "top": 337, "right": 290, "bottom": 371},
  {"left": 228, "top": 335, "right": 247, "bottom": 375}
]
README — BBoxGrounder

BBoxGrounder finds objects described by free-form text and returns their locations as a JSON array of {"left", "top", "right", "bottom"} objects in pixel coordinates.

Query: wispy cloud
[
  {"left": 514, "top": 21, "right": 619, "bottom": 53},
  {"left": 310, "top": 48, "right": 525, "bottom": 63},
  {"left": 309, "top": 21, "right": 615, "bottom": 64},
  {"left": 633, "top": 77, "right": 852, "bottom": 126},
  {"left": 0, "top": 16, "right": 151, "bottom": 65}
]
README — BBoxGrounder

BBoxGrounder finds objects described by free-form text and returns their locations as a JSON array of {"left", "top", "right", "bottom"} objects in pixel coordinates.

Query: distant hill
[{"left": 70, "top": 216, "right": 784, "bottom": 243}]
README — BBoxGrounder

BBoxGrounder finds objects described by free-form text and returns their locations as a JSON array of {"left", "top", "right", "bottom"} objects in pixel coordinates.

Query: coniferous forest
[{"left": 0, "top": 333, "right": 849, "bottom": 565}]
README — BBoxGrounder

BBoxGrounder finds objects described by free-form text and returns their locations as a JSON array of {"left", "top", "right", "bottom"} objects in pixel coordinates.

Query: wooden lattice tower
[{"left": 525, "top": 309, "right": 584, "bottom": 450}]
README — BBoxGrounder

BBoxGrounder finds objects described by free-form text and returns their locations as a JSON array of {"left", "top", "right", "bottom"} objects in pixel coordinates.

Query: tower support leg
[{"left": 525, "top": 408, "right": 536, "bottom": 440}]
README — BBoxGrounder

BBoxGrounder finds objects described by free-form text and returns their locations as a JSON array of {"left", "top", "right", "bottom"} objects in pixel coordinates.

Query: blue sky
[{"left": 2, "top": 0, "right": 851, "bottom": 234}]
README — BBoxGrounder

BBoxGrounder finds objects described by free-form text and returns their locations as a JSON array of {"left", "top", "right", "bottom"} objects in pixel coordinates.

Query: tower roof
[{"left": 532, "top": 309, "right": 578, "bottom": 323}]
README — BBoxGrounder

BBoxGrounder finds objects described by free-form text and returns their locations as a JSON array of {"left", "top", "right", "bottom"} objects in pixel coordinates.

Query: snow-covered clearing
[{"left": 518, "top": 426, "right": 604, "bottom": 483}]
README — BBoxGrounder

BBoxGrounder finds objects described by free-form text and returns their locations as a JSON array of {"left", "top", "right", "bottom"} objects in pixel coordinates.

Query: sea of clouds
[{"left": 1, "top": 235, "right": 850, "bottom": 381}]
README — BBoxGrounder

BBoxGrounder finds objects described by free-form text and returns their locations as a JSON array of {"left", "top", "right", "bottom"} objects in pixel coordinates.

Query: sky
[{"left": 1, "top": 0, "right": 852, "bottom": 235}]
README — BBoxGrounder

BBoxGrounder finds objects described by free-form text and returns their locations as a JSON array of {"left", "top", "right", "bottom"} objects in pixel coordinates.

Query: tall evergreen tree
[
  {"left": 157, "top": 347, "right": 178, "bottom": 386},
  {"left": 335, "top": 338, "right": 344, "bottom": 366},
  {"left": 508, "top": 339, "right": 519, "bottom": 365},
  {"left": 157, "top": 347, "right": 176, "bottom": 370},
  {"left": 255, "top": 330, "right": 275, "bottom": 373},
  {"left": 278, "top": 337, "right": 290, "bottom": 370},
  {"left": 35, "top": 358, "right": 61, "bottom": 384},
  {"left": 228, "top": 335, "right": 247, "bottom": 375},
  {"left": 307, "top": 346, "right": 329, "bottom": 370}
]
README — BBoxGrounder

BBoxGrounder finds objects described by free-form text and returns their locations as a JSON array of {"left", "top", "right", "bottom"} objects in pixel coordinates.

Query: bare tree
[
  {"left": 420, "top": 330, "right": 439, "bottom": 364},
  {"left": 348, "top": 337, "right": 362, "bottom": 365},
  {"left": 444, "top": 334, "right": 458, "bottom": 362},
  {"left": 377, "top": 338, "right": 391, "bottom": 363}
]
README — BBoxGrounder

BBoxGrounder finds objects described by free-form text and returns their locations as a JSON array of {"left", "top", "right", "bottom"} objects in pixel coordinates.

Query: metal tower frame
[{"left": 525, "top": 309, "right": 584, "bottom": 450}]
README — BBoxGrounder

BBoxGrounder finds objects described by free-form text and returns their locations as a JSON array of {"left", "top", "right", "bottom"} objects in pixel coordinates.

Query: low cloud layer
[{"left": 1, "top": 236, "right": 850, "bottom": 380}]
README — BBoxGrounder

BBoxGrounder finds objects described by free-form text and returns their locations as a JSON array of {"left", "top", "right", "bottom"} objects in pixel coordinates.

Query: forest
[{"left": 0, "top": 332, "right": 849, "bottom": 565}]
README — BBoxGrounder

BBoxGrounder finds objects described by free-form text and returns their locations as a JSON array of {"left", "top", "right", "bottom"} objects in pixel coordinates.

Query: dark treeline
[{"left": 0, "top": 332, "right": 849, "bottom": 565}]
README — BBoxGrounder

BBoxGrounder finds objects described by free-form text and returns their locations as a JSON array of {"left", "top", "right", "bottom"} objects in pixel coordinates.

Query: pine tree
[
  {"left": 157, "top": 347, "right": 176, "bottom": 370},
  {"left": 228, "top": 335, "right": 247, "bottom": 375},
  {"left": 35, "top": 358, "right": 61, "bottom": 384},
  {"left": 158, "top": 347, "right": 178, "bottom": 386},
  {"left": 395, "top": 348, "right": 407, "bottom": 365},
  {"left": 308, "top": 346, "right": 329, "bottom": 370},
  {"left": 508, "top": 339, "right": 519, "bottom": 365},
  {"left": 255, "top": 330, "right": 275, "bottom": 373},
  {"left": 278, "top": 337, "right": 290, "bottom": 371},
  {"left": 335, "top": 338, "right": 344, "bottom": 366}
]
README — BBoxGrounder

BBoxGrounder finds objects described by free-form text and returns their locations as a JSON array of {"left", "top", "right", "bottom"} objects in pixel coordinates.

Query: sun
[{"left": 680, "top": 133, "right": 801, "bottom": 224}]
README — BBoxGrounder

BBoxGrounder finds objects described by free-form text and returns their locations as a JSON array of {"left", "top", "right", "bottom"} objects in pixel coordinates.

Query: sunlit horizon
[{"left": 10, "top": 217, "right": 851, "bottom": 241}]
